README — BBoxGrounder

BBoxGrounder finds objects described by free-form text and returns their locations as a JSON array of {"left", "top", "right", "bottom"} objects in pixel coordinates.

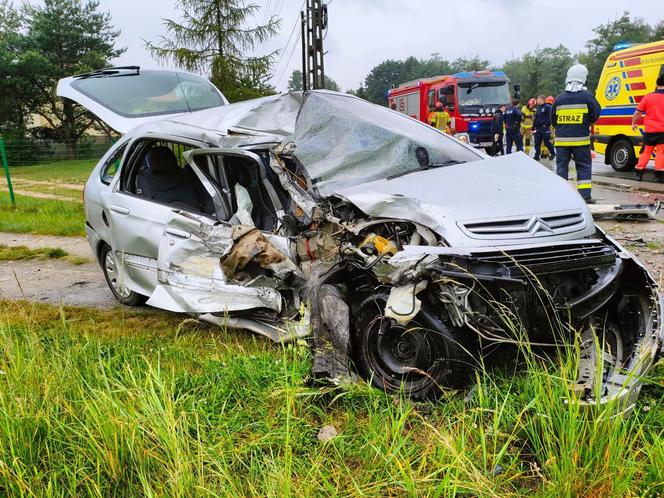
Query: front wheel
[
  {"left": 609, "top": 139, "right": 637, "bottom": 172},
  {"left": 100, "top": 244, "right": 146, "bottom": 306},
  {"left": 352, "top": 292, "right": 476, "bottom": 400}
]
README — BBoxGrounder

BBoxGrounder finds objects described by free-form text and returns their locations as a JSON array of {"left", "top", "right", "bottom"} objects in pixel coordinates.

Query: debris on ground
[
  {"left": 589, "top": 200, "right": 661, "bottom": 220},
  {"left": 317, "top": 424, "right": 338, "bottom": 443}
]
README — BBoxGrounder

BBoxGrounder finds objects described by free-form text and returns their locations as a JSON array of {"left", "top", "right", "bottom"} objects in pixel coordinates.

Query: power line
[
  {"left": 275, "top": 28, "right": 302, "bottom": 87},
  {"left": 272, "top": 0, "right": 306, "bottom": 76}
]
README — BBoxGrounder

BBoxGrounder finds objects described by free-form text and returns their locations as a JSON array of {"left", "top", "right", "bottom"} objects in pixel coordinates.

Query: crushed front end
[{"left": 305, "top": 210, "right": 662, "bottom": 411}]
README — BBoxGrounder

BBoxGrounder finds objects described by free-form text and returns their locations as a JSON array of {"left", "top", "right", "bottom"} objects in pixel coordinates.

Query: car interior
[{"left": 120, "top": 139, "right": 288, "bottom": 231}]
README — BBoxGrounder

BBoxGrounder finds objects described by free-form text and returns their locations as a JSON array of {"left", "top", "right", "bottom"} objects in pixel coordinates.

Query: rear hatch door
[{"left": 56, "top": 66, "right": 228, "bottom": 134}]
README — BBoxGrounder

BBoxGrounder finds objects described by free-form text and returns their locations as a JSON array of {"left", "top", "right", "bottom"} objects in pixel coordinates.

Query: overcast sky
[{"left": 96, "top": 0, "right": 660, "bottom": 91}]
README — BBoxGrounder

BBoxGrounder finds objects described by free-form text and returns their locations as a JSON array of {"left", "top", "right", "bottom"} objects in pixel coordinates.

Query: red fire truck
[{"left": 388, "top": 70, "right": 512, "bottom": 150}]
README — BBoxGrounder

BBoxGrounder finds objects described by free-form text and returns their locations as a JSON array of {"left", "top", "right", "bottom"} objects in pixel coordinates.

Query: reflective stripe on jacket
[
  {"left": 521, "top": 105, "right": 535, "bottom": 127},
  {"left": 552, "top": 90, "right": 601, "bottom": 147}
]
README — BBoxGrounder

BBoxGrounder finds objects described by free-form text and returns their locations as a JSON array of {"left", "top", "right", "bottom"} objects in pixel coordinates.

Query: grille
[
  {"left": 460, "top": 211, "right": 587, "bottom": 240},
  {"left": 466, "top": 242, "right": 616, "bottom": 275}
]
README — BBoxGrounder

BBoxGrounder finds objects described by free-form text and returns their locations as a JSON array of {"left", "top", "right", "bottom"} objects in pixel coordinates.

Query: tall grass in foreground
[{"left": 0, "top": 300, "right": 661, "bottom": 497}]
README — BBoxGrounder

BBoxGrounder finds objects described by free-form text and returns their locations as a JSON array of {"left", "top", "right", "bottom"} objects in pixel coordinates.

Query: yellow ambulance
[{"left": 593, "top": 40, "right": 664, "bottom": 171}]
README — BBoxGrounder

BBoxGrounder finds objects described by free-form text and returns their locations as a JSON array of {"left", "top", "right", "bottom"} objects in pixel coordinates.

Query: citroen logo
[{"left": 526, "top": 216, "right": 554, "bottom": 235}]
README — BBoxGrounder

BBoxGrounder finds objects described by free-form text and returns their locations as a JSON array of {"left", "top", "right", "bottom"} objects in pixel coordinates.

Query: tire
[
  {"left": 352, "top": 292, "right": 476, "bottom": 400},
  {"left": 609, "top": 139, "right": 637, "bottom": 172},
  {"left": 100, "top": 244, "right": 146, "bottom": 306}
]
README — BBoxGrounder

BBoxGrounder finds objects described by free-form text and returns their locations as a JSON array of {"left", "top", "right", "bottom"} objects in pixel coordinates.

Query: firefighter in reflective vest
[
  {"left": 521, "top": 98, "right": 537, "bottom": 154},
  {"left": 552, "top": 64, "right": 602, "bottom": 204},
  {"left": 429, "top": 101, "right": 452, "bottom": 134}
]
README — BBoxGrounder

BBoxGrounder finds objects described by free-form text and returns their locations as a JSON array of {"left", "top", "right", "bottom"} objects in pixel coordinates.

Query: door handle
[
  {"left": 110, "top": 204, "right": 130, "bottom": 215},
  {"left": 166, "top": 227, "right": 191, "bottom": 239}
]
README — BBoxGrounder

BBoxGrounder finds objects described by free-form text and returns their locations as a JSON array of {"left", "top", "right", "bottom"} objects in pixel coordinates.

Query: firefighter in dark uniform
[
  {"left": 533, "top": 95, "right": 556, "bottom": 160},
  {"left": 504, "top": 99, "right": 523, "bottom": 154},
  {"left": 490, "top": 104, "right": 506, "bottom": 156},
  {"left": 552, "top": 64, "right": 601, "bottom": 204}
]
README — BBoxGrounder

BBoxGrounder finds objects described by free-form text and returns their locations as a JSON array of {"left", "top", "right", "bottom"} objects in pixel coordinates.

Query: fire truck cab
[{"left": 388, "top": 71, "right": 511, "bottom": 150}]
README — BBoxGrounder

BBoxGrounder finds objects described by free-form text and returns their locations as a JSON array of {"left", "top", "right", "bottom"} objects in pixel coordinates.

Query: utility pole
[{"left": 301, "top": 0, "right": 327, "bottom": 91}]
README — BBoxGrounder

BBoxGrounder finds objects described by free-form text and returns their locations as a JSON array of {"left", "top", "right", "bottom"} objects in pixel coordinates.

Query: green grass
[
  {"left": 0, "top": 192, "right": 85, "bottom": 236},
  {"left": 0, "top": 244, "right": 66, "bottom": 260},
  {"left": 0, "top": 300, "right": 661, "bottom": 497},
  {"left": 13, "top": 182, "right": 83, "bottom": 200},
  {"left": 0, "top": 244, "right": 90, "bottom": 265},
  {"left": 8, "top": 159, "right": 96, "bottom": 184}
]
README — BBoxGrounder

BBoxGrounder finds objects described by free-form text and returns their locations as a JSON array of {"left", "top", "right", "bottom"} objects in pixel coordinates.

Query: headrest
[{"left": 146, "top": 146, "right": 179, "bottom": 174}]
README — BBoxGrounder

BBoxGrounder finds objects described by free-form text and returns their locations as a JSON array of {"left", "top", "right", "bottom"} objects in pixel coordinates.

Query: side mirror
[
  {"left": 513, "top": 82, "right": 521, "bottom": 100},
  {"left": 415, "top": 147, "right": 430, "bottom": 168}
]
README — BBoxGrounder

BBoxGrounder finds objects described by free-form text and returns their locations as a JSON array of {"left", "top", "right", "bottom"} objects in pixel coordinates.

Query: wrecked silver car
[{"left": 59, "top": 68, "right": 663, "bottom": 410}]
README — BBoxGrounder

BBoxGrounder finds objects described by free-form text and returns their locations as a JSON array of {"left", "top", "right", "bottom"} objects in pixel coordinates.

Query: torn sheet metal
[
  {"left": 220, "top": 226, "right": 303, "bottom": 281},
  {"left": 310, "top": 284, "right": 354, "bottom": 383},
  {"left": 200, "top": 309, "right": 311, "bottom": 343},
  {"left": 148, "top": 211, "right": 283, "bottom": 314}
]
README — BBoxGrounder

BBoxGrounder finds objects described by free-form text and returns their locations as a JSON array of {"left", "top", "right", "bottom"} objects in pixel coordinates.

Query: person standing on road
[
  {"left": 533, "top": 95, "right": 556, "bottom": 161},
  {"left": 491, "top": 104, "right": 506, "bottom": 156},
  {"left": 632, "top": 75, "right": 664, "bottom": 182},
  {"left": 552, "top": 64, "right": 601, "bottom": 204},
  {"left": 504, "top": 99, "right": 524, "bottom": 153},
  {"left": 521, "top": 98, "right": 537, "bottom": 154},
  {"left": 429, "top": 101, "right": 452, "bottom": 134}
]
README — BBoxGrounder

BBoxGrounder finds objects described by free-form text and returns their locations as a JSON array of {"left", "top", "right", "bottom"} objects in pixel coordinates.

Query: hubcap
[
  {"left": 104, "top": 250, "right": 131, "bottom": 299},
  {"left": 615, "top": 147, "right": 628, "bottom": 166}
]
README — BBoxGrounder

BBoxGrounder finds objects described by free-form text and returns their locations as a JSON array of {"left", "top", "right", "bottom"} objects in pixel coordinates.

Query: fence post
[{"left": 0, "top": 138, "right": 15, "bottom": 207}]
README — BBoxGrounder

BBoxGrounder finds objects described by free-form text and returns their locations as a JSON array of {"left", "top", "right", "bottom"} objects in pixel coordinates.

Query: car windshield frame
[
  {"left": 457, "top": 81, "right": 510, "bottom": 108},
  {"left": 70, "top": 70, "right": 225, "bottom": 119}
]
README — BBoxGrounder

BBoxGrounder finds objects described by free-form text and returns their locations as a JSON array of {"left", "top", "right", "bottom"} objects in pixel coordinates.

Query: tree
[
  {"left": 0, "top": 1, "right": 28, "bottom": 134},
  {"left": 14, "top": 0, "right": 124, "bottom": 157},
  {"left": 360, "top": 55, "right": 453, "bottom": 105},
  {"left": 579, "top": 12, "right": 653, "bottom": 92},
  {"left": 502, "top": 45, "right": 574, "bottom": 100},
  {"left": 652, "top": 20, "right": 664, "bottom": 41},
  {"left": 450, "top": 55, "right": 490, "bottom": 73},
  {"left": 287, "top": 69, "right": 341, "bottom": 92},
  {"left": 146, "top": 0, "right": 280, "bottom": 102}
]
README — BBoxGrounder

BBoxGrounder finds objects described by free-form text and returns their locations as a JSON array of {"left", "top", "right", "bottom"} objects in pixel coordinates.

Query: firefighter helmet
[
  {"left": 545, "top": 96, "right": 554, "bottom": 104},
  {"left": 435, "top": 101, "right": 443, "bottom": 110}
]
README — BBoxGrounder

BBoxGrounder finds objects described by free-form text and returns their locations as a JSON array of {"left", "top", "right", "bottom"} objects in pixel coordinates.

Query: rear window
[{"left": 71, "top": 71, "right": 224, "bottom": 118}]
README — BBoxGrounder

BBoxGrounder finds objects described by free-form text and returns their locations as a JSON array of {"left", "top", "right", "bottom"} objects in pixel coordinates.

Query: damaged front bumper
[{"left": 361, "top": 230, "right": 664, "bottom": 412}]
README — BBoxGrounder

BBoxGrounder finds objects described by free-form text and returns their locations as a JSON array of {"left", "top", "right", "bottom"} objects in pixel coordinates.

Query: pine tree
[{"left": 146, "top": 0, "right": 280, "bottom": 102}]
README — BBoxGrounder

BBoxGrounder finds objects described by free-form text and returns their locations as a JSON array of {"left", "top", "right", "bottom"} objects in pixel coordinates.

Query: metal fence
[
  {"left": 3, "top": 136, "right": 115, "bottom": 167},
  {"left": 0, "top": 136, "right": 116, "bottom": 206}
]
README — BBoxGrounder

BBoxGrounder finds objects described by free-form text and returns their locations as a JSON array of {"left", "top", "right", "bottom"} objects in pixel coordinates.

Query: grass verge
[
  {"left": 0, "top": 244, "right": 89, "bottom": 265},
  {"left": 0, "top": 300, "right": 661, "bottom": 496},
  {"left": 8, "top": 159, "right": 96, "bottom": 184},
  {"left": 0, "top": 192, "right": 85, "bottom": 236}
]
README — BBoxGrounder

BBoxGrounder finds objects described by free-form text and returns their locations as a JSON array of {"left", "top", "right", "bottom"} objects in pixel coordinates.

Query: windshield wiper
[
  {"left": 430, "top": 160, "right": 464, "bottom": 168},
  {"left": 387, "top": 160, "right": 464, "bottom": 180}
]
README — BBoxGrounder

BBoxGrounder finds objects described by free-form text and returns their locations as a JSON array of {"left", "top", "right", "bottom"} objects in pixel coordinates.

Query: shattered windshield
[
  {"left": 457, "top": 82, "right": 510, "bottom": 107},
  {"left": 292, "top": 92, "right": 482, "bottom": 197}
]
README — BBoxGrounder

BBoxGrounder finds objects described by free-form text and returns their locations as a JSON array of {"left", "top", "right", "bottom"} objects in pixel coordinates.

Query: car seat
[{"left": 135, "top": 145, "right": 203, "bottom": 212}]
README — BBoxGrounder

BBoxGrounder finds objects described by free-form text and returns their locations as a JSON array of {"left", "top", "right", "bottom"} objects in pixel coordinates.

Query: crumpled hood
[{"left": 334, "top": 153, "right": 594, "bottom": 247}]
